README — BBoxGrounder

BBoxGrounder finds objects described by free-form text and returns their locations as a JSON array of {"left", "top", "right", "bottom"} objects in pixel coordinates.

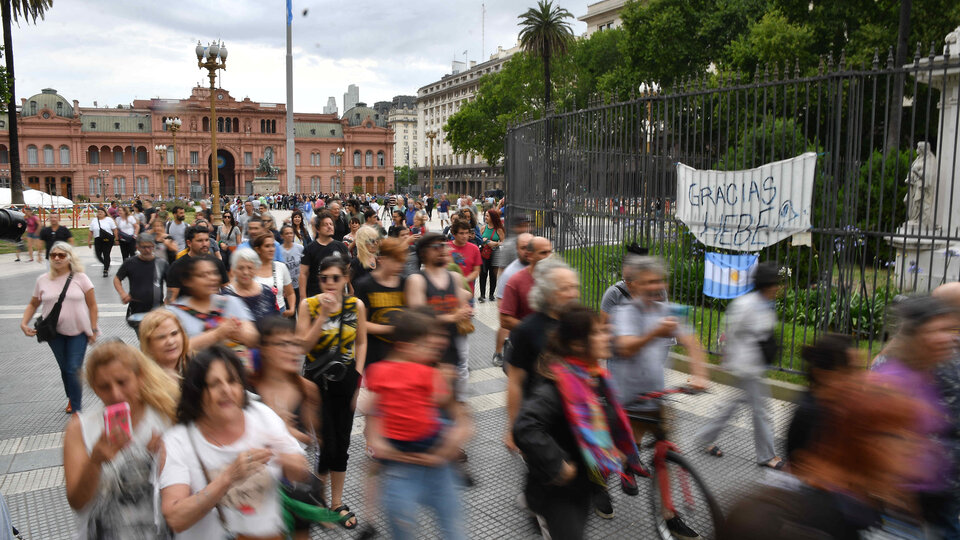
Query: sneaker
[
  {"left": 492, "top": 352, "right": 503, "bottom": 367},
  {"left": 666, "top": 515, "right": 701, "bottom": 539},
  {"left": 592, "top": 489, "right": 614, "bottom": 519},
  {"left": 621, "top": 469, "right": 639, "bottom": 496},
  {"left": 478, "top": 297, "right": 487, "bottom": 303}
]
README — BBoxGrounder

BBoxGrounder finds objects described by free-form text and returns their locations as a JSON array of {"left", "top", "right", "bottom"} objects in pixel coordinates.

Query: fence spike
[
  {"left": 818, "top": 56, "right": 825, "bottom": 76},
  {"left": 914, "top": 41, "right": 923, "bottom": 64},
  {"left": 827, "top": 52, "right": 834, "bottom": 72},
  {"left": 794, "top": 58, "right": 801, "bottom": 78},
  {"left": 929, "top": 41, "right": 937, "bottom": 59},
  {"left": 887, "top": 46, "right": 895, "bottom": 68},
  {"left": 773, "top": 62, "right": 780, "bottom": 81},
  {"left": 839, "top": 49, "right": 846, "bottom": 70},
  {"left": 872, "top": 49, "right": 880, "bottom": 70},
  {"left": 629, "top": 87, "right": 636, "bottom": 100},
  {"left": 754, "top": 65, "right": 761, "bottom": 84}
]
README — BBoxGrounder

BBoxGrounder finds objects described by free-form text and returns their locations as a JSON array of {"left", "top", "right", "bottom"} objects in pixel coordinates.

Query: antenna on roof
[{"left": 482, "top": 3, "right": 485, "bottom": 60}]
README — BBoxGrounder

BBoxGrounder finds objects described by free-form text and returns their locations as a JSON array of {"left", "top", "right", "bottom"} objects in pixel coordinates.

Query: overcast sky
[{"left": 10, "top": 0, "right": 591, "bottom": 113}]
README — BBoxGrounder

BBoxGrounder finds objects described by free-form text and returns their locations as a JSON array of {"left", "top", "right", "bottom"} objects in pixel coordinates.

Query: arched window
[
  {"left": 330, "top": 176, "right": 337, "bottom": 192},
  {"left": 202, "top": 117, "right": 210, "bottom": 131},
  {"left": 353, "top": 150, "right": 361, "bottom": 167},
  {"left": 166, "top": 146, "right": 175, "bottom": 165},
  {"left": 59, "top": 145, "right": 70, "bottom": 165},
  {"left": 43, "top": 145, "right": 54, "bottom": 165},
  {"left": 167, "top": 175, "right": 175, "bottom": 198},
  {"left": 113, "top": 146, "right": 124, "bottom": 164},
  {"left": 0, "top": 145, "right": 9, "bottom": 164},
  {"left": 161, "top": 117, "right": 168, "bottom": 131},
  {"left": 312, "top": 176, "right": 322, "bottom": 192},
  {"left": 377, "top": 150, "right": 385, "bottom": 168},
  {"left": 26, "top": 145, "right": 37, "bottom": 165},
  {"left": 88, "top": 146, "right": 99, "bottom": 164},
  {"left": 365, "top": 150, "right": 373, "bottom": 168},
  {"left": 136, "top": 146, "right": 148, "bottom": 164},
  {"left": 329, "top": 153, "right": 335, "bottom": 166},
  {"left": 295, "top": 152, "right": 301, "bottom": 166},
  {"left": 224, "top": 117, "right": 231, "bottom": 133},
  {"left": 271, "top": 120, "right": 277, "bottom": 133},
  {"left": 260, "top": 119, "right": 266, "bottom": 133},
  {"left": 113, "top": 176, "right": 125, "bottom": 196},
  {"left": 217, "top": 117, "right": 223, "bottom": 132},
  {"left": 233, "top": 118, "right": 239, "bottom": 132}
]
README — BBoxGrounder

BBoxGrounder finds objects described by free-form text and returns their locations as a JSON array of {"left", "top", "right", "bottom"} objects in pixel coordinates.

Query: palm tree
[
  {"left": 517, "top": 0, "right": 574, "bottom": 111},
  {"left": 2, "top": 0, "right": 53, "bottom": 205}
]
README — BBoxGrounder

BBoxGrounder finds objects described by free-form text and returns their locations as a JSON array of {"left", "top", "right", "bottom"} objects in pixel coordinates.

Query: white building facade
[
  {"left": 578, "top": 0, "right": 629, "bottom": 36},
  {"left": 389, "top": 105, "right": 418, "bottom": 168}
]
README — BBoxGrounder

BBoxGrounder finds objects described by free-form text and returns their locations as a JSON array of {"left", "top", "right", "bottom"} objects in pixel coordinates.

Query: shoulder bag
[
  {"left": 96, "top": 217, "right": 114, "bottom": 243},
  {"left": 303, "top": 296, "right": 349, "bottom": 383},
  {"left": 34, "top": 272, "right": 74, "bottom": 343}
]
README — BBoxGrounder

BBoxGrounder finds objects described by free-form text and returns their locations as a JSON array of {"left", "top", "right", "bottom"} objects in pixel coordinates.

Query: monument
[
  {"left": 252, "top": 151, "right": 281, "bottom": 195},
  {"left": 889, "top": 25, "right": 960, "bottom": 291}
]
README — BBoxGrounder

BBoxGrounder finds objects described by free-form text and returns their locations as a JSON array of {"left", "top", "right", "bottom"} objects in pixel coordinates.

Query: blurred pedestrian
[
  {"left": 225, "top": 248, "right": 281, "bottom": 321},
  {"left": 138, "top": 309, "right": 190, "bottom": 379},
  {"left": 353, "top": 237, "right": 407, "bottom": 369},
  {"left": 252, "top": 234, "right": 295, "bottom": 318},
  {"left": 88, "top": 206, "right": 117, "bottom": 277},
  {"left": 20, "top": 242, "right": 97, "bottom": 413},
  {"left": 113, "top": 233, "right": 168, "bottom": 332}
]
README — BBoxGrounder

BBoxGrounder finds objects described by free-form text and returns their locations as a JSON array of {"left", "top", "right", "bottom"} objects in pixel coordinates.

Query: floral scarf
[{"left": 550, "top": 357, "right": 646, "bottom": 485}]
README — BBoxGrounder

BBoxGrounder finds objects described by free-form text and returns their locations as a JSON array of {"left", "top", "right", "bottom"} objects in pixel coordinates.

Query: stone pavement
[{"left": 0, "top": 209, "right": 911, "bottom": 539}]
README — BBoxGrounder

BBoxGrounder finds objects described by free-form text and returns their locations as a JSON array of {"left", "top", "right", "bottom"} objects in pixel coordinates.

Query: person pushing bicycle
[{"left": 609, "top": 255, "right": 708, "bottom": 538}]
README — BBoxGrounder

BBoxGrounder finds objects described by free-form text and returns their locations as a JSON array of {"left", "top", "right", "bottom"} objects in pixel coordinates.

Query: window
[
  {"left": 260, "top": 119, "right": 266, "bottom": 133},
  {"left": 271, "top": 120, "right": 277, "bottom": 133},
  {"left": 225, "top": 117, "right": 231, "bottom": 133},
  {"left": 29, "top": 101, "right": 36, "bottom": 115},
  {"left": 310, "top": 128, "right": 316, "bottom": 135},
  {"left": 88, "top": 146, "right": 99, "bottom": 164},
  {"left": 234, "top": 118, "right": 239, "bottom": 132},
  {"left": 365, "top": 150, "right": 373, "bottom": 168},
  {"left": 167, "top": 175, "right": 175, "bottom": 198},
  {"left": 377, "top": 150, "right": 385, "bottom": 168},
  {"left": 353, "top": 150, "right": 361, "bottom": 167},
  {"left": 136, "top": 176, "right": 149, "bottom": 194},
  {"left": 329, "top": 176, "right": 337, "bottom": 192},
  {"left": 89, "top": 177, "right": 100, "bottom": 196},
  {"left": 114, "top": 122, "right": 120, "bottom": 130},
  {"left": 43, "top": 145, "right": 54, "bottom": 165},
  {"left": 114, "top": 148, "right": 124, "bottom": 164},
  {"left": 190, "top": 151, "right": 199, "bottom": 165},
  {"left": 136, "top": 147, "right": 148, "bottom": 164},
  {"left": 329, "top": 153, "right": 335, "bottom": 166},
  {"left": 56, "top": 102, "right": 63, "bottom": 115},
  {"left": 59, "top": 145, "right": 70, "bottom": 165},
  {"left": 0, "top": 145, "right": 8, "bottom": 164},
  {"left": 166, "top": 146, "right": 175, "bottom": 165},
  {"left": 312, "top": 176, "right": 322, "bottom": 192},
  {"left": 90, "top": 122, "right": 96, "bottom": 129},
  {"left": 26, "top": 145, "right": 37, "bottom": 165},
  {"left": 295, "top": 152, "right": 300, "bottom": 166},
  {"left": 0, "top": 175, "right": 8, "bottom": 189},
  {"left": 244, "top": 152, "right": 253, "bottom": 166},
  {"left": 113, "top": 176, "right": 125, "bottom": 196},
  {"left": 217, "top": 118, "right": 223, "bottom": 132},
  {"left": 203, "top": 117, "right": 209, "bottom": 131},
  {"left": 162, "top": 117, "right": 168, "bottom": 131}
]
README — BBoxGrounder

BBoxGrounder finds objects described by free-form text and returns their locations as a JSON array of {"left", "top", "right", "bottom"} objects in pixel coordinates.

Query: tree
[
  {"left": 517, "top": 0, "right": 574, "bottom": 110},
  {"left": 2, "top": 0, "right": 54, "bottom": 205},
  {"left": 394, "top": 166, "right": 418, "bottom": 191}
]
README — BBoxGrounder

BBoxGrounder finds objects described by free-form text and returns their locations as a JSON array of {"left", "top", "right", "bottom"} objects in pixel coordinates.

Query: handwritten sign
[{"left": 675, "top": 152, "right": 817, "bottom": 251}]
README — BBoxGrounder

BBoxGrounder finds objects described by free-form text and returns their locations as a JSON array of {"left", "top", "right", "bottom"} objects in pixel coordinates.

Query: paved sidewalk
[{"left": 0, "top": 208, "right": 818, "bottom": 539}]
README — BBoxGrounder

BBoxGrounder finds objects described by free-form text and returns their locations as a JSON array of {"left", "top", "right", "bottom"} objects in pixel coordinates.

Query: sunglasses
[
  {"left": 49, "top": 252, "right": 67, "bottom": 260},
  {"left": 319, "top": 274, "right": 342, "bottom": 283}
]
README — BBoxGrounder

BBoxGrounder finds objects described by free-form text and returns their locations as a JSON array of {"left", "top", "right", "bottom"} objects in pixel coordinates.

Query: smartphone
[
  {"left": 103, "top": 402, "right": 132, "bottom": 443},
  {"left": 411, "top": 226, "right": 421, "bottom": 235}
]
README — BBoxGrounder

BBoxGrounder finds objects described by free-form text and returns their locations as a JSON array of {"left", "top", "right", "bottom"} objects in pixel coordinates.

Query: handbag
[
  {"left": 96, "top": 217, "right": 114, "bottom": 243},
  {"left": 303, "top": 296, "right": 349, "bottom": 383},
  {"left": 34, "top": 272, "right": 74, "bottom": 343},
  {"left": 480, "top": 244, "right": 493, "bottom": 260}
]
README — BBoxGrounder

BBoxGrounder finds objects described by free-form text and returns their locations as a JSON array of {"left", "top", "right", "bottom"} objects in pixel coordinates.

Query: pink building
[{"left": 0, "top": 87, "right": 395, "bottom": 200}]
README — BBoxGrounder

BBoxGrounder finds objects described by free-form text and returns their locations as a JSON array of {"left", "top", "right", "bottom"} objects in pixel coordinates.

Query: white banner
[{"left": 675, "top": 152, "right": 817, "bottom": 251}]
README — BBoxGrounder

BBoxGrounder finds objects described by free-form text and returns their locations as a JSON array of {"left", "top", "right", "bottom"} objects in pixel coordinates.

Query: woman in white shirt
[
  {"left": 88, "top": 207, "right": 117, "bottom": 277},
  {"left": 159, "top": 345, "right": 308, "bottom": 539},
  {"left": 63, "top": 340, "right": 179, "bottom": 539},
  {"left": 252, "top": 233, "right": 295, "bottom": 318},
  {"left": 115, "top": 206, "right": 140, "bottom": 261}
]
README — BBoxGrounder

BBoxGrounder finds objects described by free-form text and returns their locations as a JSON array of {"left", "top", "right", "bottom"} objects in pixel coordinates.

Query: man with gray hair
[
  {"left": 113, "top": 232, "right": 168, "bottom": 330},
  {"left": 503, "top": 256, "right": 579, "bottom": 452}
]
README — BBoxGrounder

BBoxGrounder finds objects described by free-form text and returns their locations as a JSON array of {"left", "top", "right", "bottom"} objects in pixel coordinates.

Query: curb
[{"left": 668, "top": 352, "right": 807, "bottom": 403}]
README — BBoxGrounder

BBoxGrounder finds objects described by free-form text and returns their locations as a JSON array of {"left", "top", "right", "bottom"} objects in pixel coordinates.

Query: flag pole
[{"left": 285, "top": 0, "right": 296, "bottom": 194}]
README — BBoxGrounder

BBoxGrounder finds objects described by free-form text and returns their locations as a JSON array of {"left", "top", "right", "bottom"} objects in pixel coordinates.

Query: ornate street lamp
[
  {"left": 165, "top": 117, "right": 182, "bottom": 199},
  {"left": 425, "top": 130, "right": 437, "bottom": 197},
  {"left": 155, "top": 144, "right": 167, "bottom": 199},
  {"left": 97, "top": 168, "right": 110, "bottom": 201},
  {"left": 335, "top": 146, "right": 345, "bottom": 193},
  {"left": 197, "top": 40, "right": 228, "bottom": 225}
]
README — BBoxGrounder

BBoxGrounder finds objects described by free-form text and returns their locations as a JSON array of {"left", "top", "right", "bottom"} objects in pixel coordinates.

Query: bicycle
[{"left": 630, "top": 386, "right": 724, "bottom": 540}]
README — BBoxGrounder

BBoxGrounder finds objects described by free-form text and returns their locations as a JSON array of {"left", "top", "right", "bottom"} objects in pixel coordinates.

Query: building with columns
[
  {"left": 578, "top": 0, "right": 629, "bottom": 36},
  {"left": 0, "top": 86, "right": 394, "bottom": 201},
  {"left": 416, "top": 45, "right": 517, "bottom": 196}
]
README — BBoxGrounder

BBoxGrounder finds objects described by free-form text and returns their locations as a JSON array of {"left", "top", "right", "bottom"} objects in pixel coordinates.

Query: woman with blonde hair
[
  {"left": 20, "top": 241, "right": 98, "bottom": 414},
  {"left": 63, "top": 340, "right": 179, "bottom": 537},
  {"left": 349, "top": 225, "right": 380, "bottom": 288},
  {"left": 139, "top": 309, "right": 190, "bottom": 378}
]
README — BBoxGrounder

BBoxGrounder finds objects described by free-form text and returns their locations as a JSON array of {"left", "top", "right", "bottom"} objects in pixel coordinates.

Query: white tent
[{"left": 0, "top": 188, "right": 74, "bottom": 208}]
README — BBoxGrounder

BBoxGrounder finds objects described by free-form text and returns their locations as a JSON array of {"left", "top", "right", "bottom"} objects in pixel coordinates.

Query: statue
[
  {"left": 904, "top": 141, "right": 938, "bottom": 227},
  {"left": 264, "top": 146, "right": 274, "bottom": 164},
  {"left": 256, "top": 157, "right": 279, "bottom": 178}
]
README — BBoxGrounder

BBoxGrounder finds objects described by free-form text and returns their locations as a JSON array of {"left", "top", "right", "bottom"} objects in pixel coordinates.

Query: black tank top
[{"left": 421, "top": 269, "right": 460, "bottom": 365}]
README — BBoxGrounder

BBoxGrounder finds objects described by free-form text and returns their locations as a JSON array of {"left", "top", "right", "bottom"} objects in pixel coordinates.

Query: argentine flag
[{"left": 703, "top": 252, "right": 758, "bottom": 299}]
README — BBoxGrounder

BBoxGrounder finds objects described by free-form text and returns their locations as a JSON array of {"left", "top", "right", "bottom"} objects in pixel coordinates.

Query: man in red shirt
[
  {"left": 499, "top": 236, "right": 553, "bottom": 327},
  {"left": 448, "top": 220, "right": 482, "bottom": 295}
]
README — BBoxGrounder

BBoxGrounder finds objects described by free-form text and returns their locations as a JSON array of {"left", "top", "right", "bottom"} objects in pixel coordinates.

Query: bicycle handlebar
[{"left": 634, "top": 386, "right": 705, "bottom": 401}]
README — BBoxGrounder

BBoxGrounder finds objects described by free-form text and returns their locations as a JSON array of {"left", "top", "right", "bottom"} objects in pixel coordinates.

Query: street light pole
[
  {"left": 197, "top": 40, "right": 228, "bottom": 226},
  {"left": 155, "top": 145, "right": 167, "bottom": 199},
  {"left": 335, "top": 146, "right": 345, "bottom": 194},
  {"left": 97, "top": 168, "right": 110, "bottom": 201},
  {"left": 165, "top": 117, "right": 182, "bottom": 200},
  {"left": 425, "top": 130, "right": 437, "bottom": 197}
]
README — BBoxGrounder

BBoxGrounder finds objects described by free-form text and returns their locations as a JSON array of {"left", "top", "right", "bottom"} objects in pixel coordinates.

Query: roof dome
[
  {"left": 342, "top": 102, "right": 386, "bottom": 128},
  {"left": 23, "top": 88, "right": 74, "bottom": 118}
]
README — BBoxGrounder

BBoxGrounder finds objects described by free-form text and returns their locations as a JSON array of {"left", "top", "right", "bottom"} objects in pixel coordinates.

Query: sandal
[
  {"left": 758, "top": 458, "right": 785, "bottom": 470},
  {"left": 705, "top": 445, "right": 723, "bottom": 457},
  {"left": 333, "top": 504, "right": 358, "bottom": 530}
]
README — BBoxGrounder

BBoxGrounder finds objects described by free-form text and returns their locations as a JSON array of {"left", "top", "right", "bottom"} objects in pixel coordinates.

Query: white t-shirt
[
  {"left": 159, "top": 401, "right": 303, "bottom": 539},
  {"left": 253, "top": 261, "right": 293, "bottom": 311},
  {"left": 116, "top": 215, "right": 138, "bottom": 236},
  {"left": 89, "top": 216, "right": 117, "bottom": 238}
]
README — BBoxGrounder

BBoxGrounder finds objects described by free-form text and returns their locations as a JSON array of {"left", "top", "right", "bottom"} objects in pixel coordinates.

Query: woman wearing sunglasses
[
  {"left": 20, "top": 242, "right": 98, "bottom": 414},
  {"left": 296, "top": 256, "right": 367, "bottom": 531}
]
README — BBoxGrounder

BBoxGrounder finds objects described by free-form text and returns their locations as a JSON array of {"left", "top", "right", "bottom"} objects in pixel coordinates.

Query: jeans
[
  {"left": 49, "top": 333, "right": 88, "bottom": 411},
  {"left": 479, "top": 256, "right": 497, "bottom": 299},
  {"left": 380, "top": 461, "right": 466, "bottom": 540}
]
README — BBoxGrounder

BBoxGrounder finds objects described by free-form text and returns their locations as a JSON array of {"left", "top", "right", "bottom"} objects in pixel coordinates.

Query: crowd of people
[{"left": 10, "top": 190, "right": 960, "bottom": 539}]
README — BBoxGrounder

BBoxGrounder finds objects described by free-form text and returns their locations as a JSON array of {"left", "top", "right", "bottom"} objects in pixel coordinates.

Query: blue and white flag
[{"left": 703, "top": 252, "right": 758, "bottom": 299}]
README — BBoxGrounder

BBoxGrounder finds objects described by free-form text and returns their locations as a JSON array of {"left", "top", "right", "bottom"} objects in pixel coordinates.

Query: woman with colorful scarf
[{"left": 513, "top": 305, "right": 647, "bottom": 540}]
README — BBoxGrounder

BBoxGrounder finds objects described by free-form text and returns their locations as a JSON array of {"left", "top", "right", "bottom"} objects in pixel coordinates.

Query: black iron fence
[{"left": 506, "top": 47, "right": 960, "bottom": 373}]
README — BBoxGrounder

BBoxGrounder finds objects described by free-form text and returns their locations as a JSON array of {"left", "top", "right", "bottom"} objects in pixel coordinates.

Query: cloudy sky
[{"left": 10, "top": 0, "right": 592, "bottom": 113}]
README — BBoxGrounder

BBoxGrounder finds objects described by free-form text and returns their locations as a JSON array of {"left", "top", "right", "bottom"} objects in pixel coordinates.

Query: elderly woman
[
  {"left": 139, "top": 309, "right": 191, "bottom": 379},
  {"left": 159, "top": 345, "right": 309, "bottom": 539},
  {"left": 167, "top": 256, "right": 257, "bottom": 353},
  {"left": 20, "top": 241, "right": 98, "bottom": 413},
  {"left": 226, "top": 247, "right": 282, "bottom": 321},
  {"left": 252, "top": 234, "right": 295, "bottom": 318},
  {"left": 63, "top": 341, "right": 178, "bottom": 537}
]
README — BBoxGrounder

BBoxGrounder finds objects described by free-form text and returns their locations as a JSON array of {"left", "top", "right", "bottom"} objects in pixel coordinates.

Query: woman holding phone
[{"left": 63, "top": 340, "right": 179, "bottom": 537}]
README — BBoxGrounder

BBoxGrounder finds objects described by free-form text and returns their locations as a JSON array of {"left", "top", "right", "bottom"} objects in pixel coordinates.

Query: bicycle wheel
[{"left": 649, "top": 450, "right": 723, "bottom": 540}]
